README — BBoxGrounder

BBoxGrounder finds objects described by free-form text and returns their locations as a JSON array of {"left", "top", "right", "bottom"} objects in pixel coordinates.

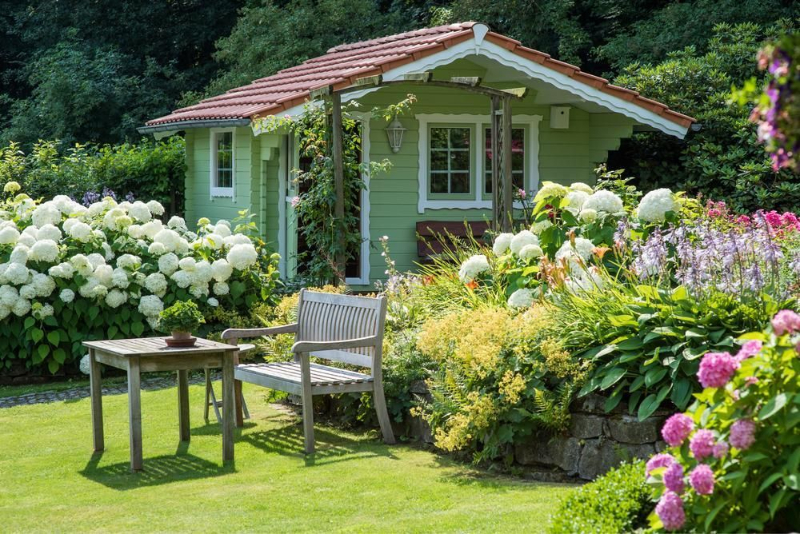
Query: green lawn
[{"left": 0, "top": 381, "right": 574, "bottom": 533}]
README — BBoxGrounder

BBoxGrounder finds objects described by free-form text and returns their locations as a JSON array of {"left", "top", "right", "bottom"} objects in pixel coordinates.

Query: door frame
[{"left": 279, "top": 113, "right": 371, "bottom": 285}]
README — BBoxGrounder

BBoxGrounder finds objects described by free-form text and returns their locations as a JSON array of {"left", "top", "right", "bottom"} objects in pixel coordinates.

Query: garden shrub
[
  {"left": 549, "top": 460, "right": 649, "bottom": 534},
  {"left": 0, "top": 183, "right": 280, "bottom": 375},
  {"left": 0, "top": 137, "right": 186, "bottom": 215},
  {"left": 645, "top": 310, "right": 800, "bottom": 532}
]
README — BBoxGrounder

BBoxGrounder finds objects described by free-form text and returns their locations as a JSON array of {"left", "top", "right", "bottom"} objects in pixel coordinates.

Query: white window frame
[
  {"left": 416, "top": 113, "right": 541, "bottom": 213},
  {"left": 209, "top": 128, "right": 236, "bottom": 198}
]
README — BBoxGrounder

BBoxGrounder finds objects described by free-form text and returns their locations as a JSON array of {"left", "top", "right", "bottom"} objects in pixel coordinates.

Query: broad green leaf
[
  {"left": 637, "top": 393, "right": 659, "bottom": 421},
  {"left": 31, "top": 328, "right": 44, "bottom": 344},
  {"left": 617, "top": 337, "right": 643, "bottom": 350},
  {"left": 132, "top": 321, "right": 145, "bottom": 337},
  {"left": 644, "top": 367, "right": 667, "bottom": 387},
  {"left": 52, "top": 348, "right": 66, "bottom": 364},
  {"left": 600, "top": 367, "right": 627, "bottom": 390},
  {"left": 46, "top": 331, "right": 60, "bottom": 346},
  {"left": 23, "top": 316, "right": 35, "bottom": 330},
  {"left": 759, "top": 393, "right": 788, "bottom": 420}
]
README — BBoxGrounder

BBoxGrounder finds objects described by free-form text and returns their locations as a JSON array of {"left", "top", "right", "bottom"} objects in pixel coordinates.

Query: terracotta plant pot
[{"left": 165, "top": 330, "right": 196, "bottom": 347}]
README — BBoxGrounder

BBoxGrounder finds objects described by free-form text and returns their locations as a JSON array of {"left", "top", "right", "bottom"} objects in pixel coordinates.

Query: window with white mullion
[
  {"left": 483, "top": 126, "right": 525, "bottom": 195},
  {"left": 429, "top": 126, "right": 472, "bottom": 196},
  {"left": 210, "top": 129, "right": 235, "bottom": 197}
]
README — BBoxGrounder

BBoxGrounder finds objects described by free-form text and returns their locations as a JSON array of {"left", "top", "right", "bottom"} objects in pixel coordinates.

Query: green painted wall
[{"left": 182, "top": 59, "right": 636, "bottom": 288}]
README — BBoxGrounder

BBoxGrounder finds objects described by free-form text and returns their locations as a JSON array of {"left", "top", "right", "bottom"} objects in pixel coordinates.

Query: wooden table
[{"left": 83, "top": 337, "right": 239, "bottom": 472}]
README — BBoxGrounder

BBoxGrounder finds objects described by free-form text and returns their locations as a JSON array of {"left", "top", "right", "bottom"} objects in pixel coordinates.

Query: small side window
[{"left": 211, "top": 130, "right": 234, "bottom": 197}]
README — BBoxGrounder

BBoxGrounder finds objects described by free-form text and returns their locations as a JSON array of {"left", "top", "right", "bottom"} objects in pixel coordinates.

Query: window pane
[
  {"left": 218, "top": 132, "right": 232, "bottom": 151},
  {"left": 513, "top": 171, "right": 524, "bottom": 191},
  {"left": 451, "top": 173, "right": 470, "bottom": 193},
  {"left": 218, "top": 169, "right": 232, "bottom": 188},
  {"left": 451, "top": 150, "right": 470, "bottom": 171},
  {"left": 218, "top": 149, "right": 232, "bottom": 170},
  {"left": 430, "top": 173, "right": 448, "bottom": 193},
  {"left": 431, "top": 150, "right": 448, "bottom": 171},
  {"left": 449, "top": 128, "right": 470, "bottom": 149},
  {"left": 511, "top": 151, "right": 524, "bottom": 170},
  {"left": 430, "top": 128, "right": 449, "bottom": 149}
]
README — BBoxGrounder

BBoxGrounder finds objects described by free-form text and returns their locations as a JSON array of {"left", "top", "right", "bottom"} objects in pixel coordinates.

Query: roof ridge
[{"left": 325, "top": 22, "right": 476, "bottom": 54}]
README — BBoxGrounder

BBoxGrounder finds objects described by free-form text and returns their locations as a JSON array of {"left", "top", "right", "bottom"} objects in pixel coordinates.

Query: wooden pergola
[{"left": 311, "top": 73, "right": 528, "bottom": 283}]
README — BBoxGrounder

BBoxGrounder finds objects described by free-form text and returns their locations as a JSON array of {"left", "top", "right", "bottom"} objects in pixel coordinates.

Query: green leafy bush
[
  {"left": 158, "top": 300, "right": 205, "bottom": 334},
  {"left": 549, "top": 460, "right": 649, "bottom": 534}
]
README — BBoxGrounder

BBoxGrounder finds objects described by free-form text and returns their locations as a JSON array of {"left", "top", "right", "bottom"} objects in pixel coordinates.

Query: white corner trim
[
  {"left": 277, "top": 135, "right": 288, "bottom": 278},
  {"left": 209, "top": 127, "right": 236, "bottom": 200},
  {"left": 416, "top": 113, "right": 541, "bottom": 213},
  {"left": 382, "top": 37, "right": 688, "bottom": 139},
  {"left": 473, "top": 23, "right": 489, "bottom": 51},
  {"left": 346, "top": 112, "right": 371, "bottom": 286}
]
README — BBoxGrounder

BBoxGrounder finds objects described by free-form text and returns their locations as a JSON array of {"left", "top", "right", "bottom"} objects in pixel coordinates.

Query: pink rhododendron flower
[
  {"left": 735, "top": 215, "right": 751, "bottom": 226},
  {"left": 735, "top": 340, "right": 762, "bottom": 361},
  {"left": 771, "top": 310, "right": 800, "bottom": 336},
  {"left": 764, "top": 210, "right": 782, "bottom": 227},
  {"left": 662, "top": 414, "right": 694, "bottom": 446},
  {"left": 656, "top": 491, "right": 686, "bottom": 531},
  {"left": 690, "top": 429, "right": 716, "bottom": 460},
  {"left": 730, "top": 419, "right": 757, "bottom": 450},
  {"left": 707, "top": 208, "right": 721, "bottom": 218},
  {"left": 646, "top": 453, "right": 675, "bottom": 475},
  {"left": 663, "top": 462, "right": 685, "bottom": 493},
  {"left": 712, "top": 440, "right": 729, "bottom": 459},
  {"left": 689, "top": 464, "right": 715, "bottom": 495},
  {"left": 698, "top": 352, "right": 739, "bottom": 388},
  {"left": 781, "top": 212, "right": 798, "bottom": 227}
]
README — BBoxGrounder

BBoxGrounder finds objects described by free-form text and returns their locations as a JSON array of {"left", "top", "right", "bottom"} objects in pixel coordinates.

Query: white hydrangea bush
[{"left": 0, "top": 183, "right": 280, "bottom": 374}]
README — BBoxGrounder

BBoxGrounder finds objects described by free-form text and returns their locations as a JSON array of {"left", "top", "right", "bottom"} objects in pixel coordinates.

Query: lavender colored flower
[
  {"left": 735, "top": 340, "right": 762, "bottom": 361},
  {"left": 698, "top": 352, "right": 739, "bottom": 388},
  {"left": 730, "top": 419, "right": 757, "bottom": 450},
  {"left": 663, "top": 462, "right": 685, "bottom": 493},
  {"left": 712, "top": 440, "right": 729, "bottom": 459},
  {"left": 689, "top": 464, "right": 715, "bottom": 495},
  {"left": 690, "top": 429, "right": 716, "bottom": 460},
  {"left": 662, "top": 414, "right": 694, "bottom": 447},
  {"left": 656, "top": 491, "right": 686, "bottom": 531},
  {"left": 124, "top": 191, "right": 136, "bottom": 202},
  {"left": 646, "top": 453, "right": 676, "bottom": 475}
]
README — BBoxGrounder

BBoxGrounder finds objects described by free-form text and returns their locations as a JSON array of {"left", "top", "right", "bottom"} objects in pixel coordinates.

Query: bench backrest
[
  {"left": 296, "top": 289, "right": 387, "bottom": 373},
  {"left": 416, "top": 220, "right": 490, "bottom": 258}
]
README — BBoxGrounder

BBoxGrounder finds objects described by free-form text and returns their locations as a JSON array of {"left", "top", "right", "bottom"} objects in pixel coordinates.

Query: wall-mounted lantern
[{"left": 386, "top": 116, "right": 406, "bottom": 153}]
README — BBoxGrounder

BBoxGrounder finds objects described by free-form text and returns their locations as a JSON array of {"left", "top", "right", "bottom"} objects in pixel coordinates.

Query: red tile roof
[{"left": 145, "top": 22, "right": 694, "bottom": 129}]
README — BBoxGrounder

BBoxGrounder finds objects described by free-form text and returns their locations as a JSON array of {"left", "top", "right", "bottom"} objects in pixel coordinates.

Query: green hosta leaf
[
  {"left": 759, "top": 393, "right": 788, "bottom": 421},
  {"left": 670, "top": 379, "right": 693, "bottom": 409},
  {"left": 600, "top": 367, "right": 627, "bottom": 390},
  {"left": 617, "top": 337, "right": 643, "bottom": 350},
  {"left": 604, "top": 392, "right": 623, "bottom": 413},
  {"left": 637, "top": 393, "right": 660, "bottom": 421},
  {"left": 644, "top": 367, "right": 668, "bottom": 387},
  {"left": 46, "top": 331, "right": 60, "bottom": 346}
]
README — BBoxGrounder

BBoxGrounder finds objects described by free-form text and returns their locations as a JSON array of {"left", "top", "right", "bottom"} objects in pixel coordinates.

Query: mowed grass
[{"left": 0, "top": 381, "right": 574, "bottom": 533}]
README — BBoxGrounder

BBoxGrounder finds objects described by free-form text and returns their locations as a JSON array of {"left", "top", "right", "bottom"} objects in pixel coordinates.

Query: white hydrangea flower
[
  {"left": 148, "top": 242, "right": 168, "bottom": 256},
  {"left": 103, "top": 208, "right": 128, "bottom": 231},
  {"left": 158, "top": 253, "right": 179, "bottom": 275},
  {"left": 492, "top": 233, "right": 514, "bottom": 256},
  {"left": 153, "top": 229, "right": 181, "bottom": 252},
  {"left": 87, "top": 202, "right": 106, "bottom": 218},
  {"left": 458, "top": 254, "right": 490, "bottom": 283},
  {"left": 207, "top": 297, "right": 219, "bottom": 307},
  {"left": 0, "top": 285, "right": 18, "bottom": 306},
  {"left": 102, "top": 242, "right": 115, "bottom": 261},
  {"left": 16, "top": 197, "right": 36, "bottom": 220},
  {"left": 211, "top": 259, "right": 233, "bottom": 282},
  {"left": 93, "top": 265, "right": 114, "bottom": 287},
  {"left": 128, "top": 201, "right": 152, "bottom": 222},
  {"left": 569, "top": 182, "right": 594, "bottom": 194},
  {"left": 146, "top": 200, "right": 165, "bottom": 216},
  {"left": 105, "top": 289, "right": 127, "bottom": 308},
  {"left": 79, "top": 354, "right": 91, "bottom": 375},
  {"left": 0, "top": 226, "right": 20, "bottom": 245},
  {"left": 565, "top": 190, "right": 589, "bottom": 210},
  {"left": 197, "top": 217, "right": 210, "bottom": 226},
  {"left": 80, "top": 277, "right": 108, "bottom": 299},
  {"left": 193, "top": 260, "right": 213, "bottom": 284},
  {"left": 144, "top": 273, "right": 168, "bottom": 295},
  {"left": 636, "top": 188, "right": 677, "bottom": 223},
  {"left": 17, "top": 233, "right": 35, "bottom": 247},
  {"left": 52, "top": 195, "right": 75, "bottom": 214},
  {"left": 87, "top": 253, "right": 106, "bottom": 269},
  {"left": 534, "top": 181, "right": 568, "bottom": 201},
  {"left": 10, "top": 245, "right": 29, "bottom": 264},
  {"left": 530, "top": 220, "right": 553, "bottom": 235},
  {"left": 127, "top": 224, "right": 144, "bottom": 239},
  {"left": 111, "top": 268, "right": 130, "bottom": 289},
  {"left": 12, "top": 298, "right": 31, "bottom": 316},
  {"left": 59, "top": 288, "right": 75, "bottom": 303},
  {"left": 518, "top": 244, "right": 544, "bottom": 261},
  {"left": 37, "top": 224, "right": 62, "bottom": 242},
  {"left": 29, "top": 240, "right": 60, "bottom": 263},
  {"left": 556, "top": 237, "right": 595, "bottom": 262},
  {"left": 32, "top": 302, "right": 54, "bottom": 320},
  {"left": 189, "top": 284, "right": 209, "bottom": 298},
  {"left": 116, "top": 254, "right": 141, "bottom": 270},
  {"left": 170, "top": 271, "right": 191, "bottom": 288},
  {"left": 0, "top": 305, "right": 9, "bottom": 320},
  {"left": 214, "top": 222, "right": 232, "bottom": 238},
  {"left": 223, "top": 234, "right": 251, "bottom": 247},
  {"left": 31, "top": 203, "right": 62, "bottom": 227},
  {"left": 213, "top": 282, "right": 229, "bottom": 295},
  {"left": 178, "top": 257, "right": 196, "bottom": 271},
  {"left": 167, "top": 216, "right": 187, "bottom": 232},
  {"left": 70, "top": 254, "right": 94, "bottom": 277},
  {"left": 227, "top": 243, "right": 258, "bottom": 270},
  {"left": 510, "top": 230, "right": 539, "bottom": 255},
  {"left": 141, "top": 220, "right": 164, "bottom": 240},
  {"left": 19, "top": 284, "right": 36, "bottom": 300},
  {"left": 508, "top": 288, "right": 534, "bottom": 309},
  {"left": 138, "top": 295, "right": 164, "bottom": 317},
  {"left": 583, "top": 190, "right": 623, "bottom": 214},
  {"left": 68, "top": 221, "right": 93, "bottom": 242},
  {"left": 199, "top": 233, "right": 224, "bottom": 250},
  {"left": 31, "top": 273, "right": 55, "bottom": 297},
  {"left": 580, "top": 209, "right": 598, "bottom": 223},
  {"left": 6, "top": 263, "right": 29, "bottom": 284}
]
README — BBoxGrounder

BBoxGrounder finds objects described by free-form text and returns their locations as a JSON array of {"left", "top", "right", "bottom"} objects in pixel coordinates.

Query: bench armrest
[
  {"left": 222, "top": 323, "right": 298, "bottom": 341},
  {"left": 292, "top": 336, "right": 378, "bottom": 354}
]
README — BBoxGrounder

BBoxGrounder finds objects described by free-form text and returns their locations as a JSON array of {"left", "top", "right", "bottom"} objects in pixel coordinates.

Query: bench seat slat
[{"left": 236, "top": 362, "right": 373, "bottom": 388}]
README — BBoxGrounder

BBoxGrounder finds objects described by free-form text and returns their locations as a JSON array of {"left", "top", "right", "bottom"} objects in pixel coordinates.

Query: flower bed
[{"left": 0, "top": 182, "right": 280, "bottom": 375}]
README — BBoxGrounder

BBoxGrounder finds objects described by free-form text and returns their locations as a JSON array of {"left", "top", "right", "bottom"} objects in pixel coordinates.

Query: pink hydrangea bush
[{"left": 646, "top": 310, "right": 800, "bottom": 532}]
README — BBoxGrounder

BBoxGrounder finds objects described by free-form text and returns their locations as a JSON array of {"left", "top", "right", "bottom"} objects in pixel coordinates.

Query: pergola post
[
  {"left": 490, "top": 96, "right": 501, "bottom": 231},
  {"left": 331, "top": 92, "right": 346, "bottom": 286},
  {"left": 501, "top": 96, "right": 513, "bottom": 232}
]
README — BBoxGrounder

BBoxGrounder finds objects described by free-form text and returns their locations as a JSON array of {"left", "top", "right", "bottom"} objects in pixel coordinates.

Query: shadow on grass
[
  {"left": 431, "top": 454, "right": 578, "bottom": 492},
  {"left": 80, "top": 451, "right": 235, "bottom": 490},
  {"left": 242, "top": 414, "right": 399, "bottom": 467}
]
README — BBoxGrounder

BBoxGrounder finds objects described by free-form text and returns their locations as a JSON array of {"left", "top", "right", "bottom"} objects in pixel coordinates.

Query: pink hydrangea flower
[
  {"left": 690, "top": 429, "right": 716, "bottom": 460},
  {"left": 744, "top": 376, "right": 759, "bottom": 387},
  {"left": 646, "top": 453, "right": 676, "bottom": 475},
  {"left": 656, "top": 491, "right": 686, "bottom": 531},
  {"left": 736, "top": 215, "right": 751, "bottom": 226},
  {"left": 781, "top": 212, "right": 799, "bottom": 227},
  {"left": 698, "top": 352, "right": 739, "bottom": 388},
  {"left": 707, "top": 208, "right": 721, "bottom": 218},
  {"left": 662, "top": 414, "right": 694, "bottom": 446},
  {"left": 712, "top": 441, "right": 729, "bottom": 459},
  {"left": 765, "top": 210, "right": 782, "bottom": 227},
  {"left": 663, "top": 462, "right": 685, "bottom": 493},
  {"left": 735, "top": 340, "right": 762, "bottom": 361},
  {"left": 730, "top": 419, "right": 757, "bottom": 450},
  {"left": 772, "top": 310, "right": 800, "bottom": 336},
  {"left": 689, "top": 464, "right": 715, "bottom": 495}
]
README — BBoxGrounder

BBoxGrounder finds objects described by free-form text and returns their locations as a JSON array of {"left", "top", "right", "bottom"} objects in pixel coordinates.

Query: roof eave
[{"left": 137, "top": 118, "right": 251, "bottom": 135}]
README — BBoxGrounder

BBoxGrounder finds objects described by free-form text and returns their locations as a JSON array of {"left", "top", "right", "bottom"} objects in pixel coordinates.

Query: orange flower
[
  {"left": 592, "top": 246, "right": 611, "bottom": 260},
  {"left": 465, "top": 280, "right": 479, "bottom": 290}
]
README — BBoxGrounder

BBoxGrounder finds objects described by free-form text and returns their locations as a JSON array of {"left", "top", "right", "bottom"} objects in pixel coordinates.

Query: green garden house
[{"left": 142, "top": 22, "right": 693, "bottom": 288}]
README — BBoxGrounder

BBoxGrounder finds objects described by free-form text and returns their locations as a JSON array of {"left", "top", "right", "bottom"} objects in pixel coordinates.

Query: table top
[{"left": 83, "top": 337, "right": 239, "bottom": 357}]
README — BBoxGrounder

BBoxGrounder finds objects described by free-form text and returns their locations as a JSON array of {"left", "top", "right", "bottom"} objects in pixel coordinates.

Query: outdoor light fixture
[{"left": 386, "top": 116, "right": 406, "bottom": 153}]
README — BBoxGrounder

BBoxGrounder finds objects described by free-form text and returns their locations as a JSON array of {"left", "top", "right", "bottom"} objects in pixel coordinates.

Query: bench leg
[
  {"left": 373, "top": 383, "right": 396, "bottom": 444},
  {"left": 299, "top": 355, "right": 315, "bottom": 454}
]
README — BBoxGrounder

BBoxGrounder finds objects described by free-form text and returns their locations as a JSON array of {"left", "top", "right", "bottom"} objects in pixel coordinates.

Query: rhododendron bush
[
  {"left": 0, "top": 183, "right": 280, "bottom": 374},
  {"left": 646, "top": 310, "right": 800, "bottom": 532}
]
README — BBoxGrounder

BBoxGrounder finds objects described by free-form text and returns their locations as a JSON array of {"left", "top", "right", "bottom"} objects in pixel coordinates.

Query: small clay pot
[{"left": 165, "top": 331, "right": 196, "bottom": 347}]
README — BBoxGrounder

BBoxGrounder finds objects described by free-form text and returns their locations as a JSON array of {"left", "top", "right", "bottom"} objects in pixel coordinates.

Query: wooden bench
[
  {"left": 222, "top": 289, "right": 395, "bottom": 454},
  {"left": 416, "top": 220, "right": 490, "bottom": 260}
]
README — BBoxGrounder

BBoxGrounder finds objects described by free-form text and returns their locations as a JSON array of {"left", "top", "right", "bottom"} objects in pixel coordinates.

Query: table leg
[
  {"left": 127, "top": 356, "right": 143, "bottom": 472},
  {"left": 177, "top": 370, "right": 190, "bottom": 442},
  {"left": 221, "top": 352, "right": 235, "bottom": 463},
  {"left": 89, "top": 349, "right": 104, "bottom": 452}
]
